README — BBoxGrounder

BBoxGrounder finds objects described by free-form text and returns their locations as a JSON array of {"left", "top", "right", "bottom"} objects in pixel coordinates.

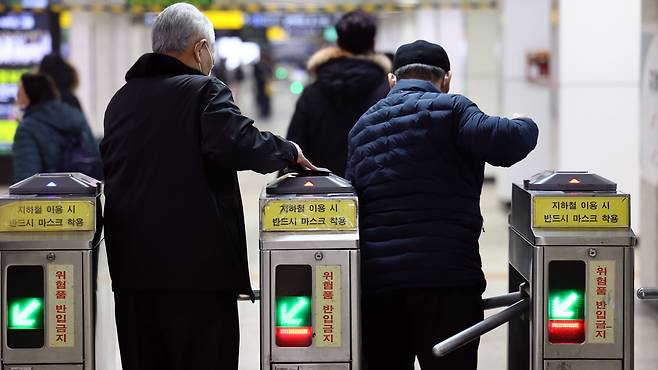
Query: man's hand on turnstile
[{"left": 290, "top": 141, "right": 319, "bottom": 171}]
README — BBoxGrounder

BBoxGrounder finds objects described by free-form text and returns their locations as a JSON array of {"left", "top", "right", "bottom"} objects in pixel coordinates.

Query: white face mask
[
  {"left": 206, "top": 43, "right": 214, "bottom": 76},
  {"left": 13, "top": 105, "right": 25, "bottom": 122},
  {"left": 198, "top": 42, "right": 214, "bottom": 76}
]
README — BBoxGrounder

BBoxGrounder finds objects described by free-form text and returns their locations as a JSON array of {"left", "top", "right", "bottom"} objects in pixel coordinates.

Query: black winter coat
[
  {"left": 286, "top": 47, "right": 390, "bottom": 177},
  {"left": 346, "top": 79, "right": 539, "bottom": 294},
  {"left": 101, "top": 53, "right": 297, "bottom": 295}
]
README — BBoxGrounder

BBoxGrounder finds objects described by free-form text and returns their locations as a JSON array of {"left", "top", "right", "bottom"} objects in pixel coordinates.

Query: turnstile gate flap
[
  {"left": 9, "top": 173, "right": 101, "bottom": 196},
  {"left": 524, "top": 171, "right": 617, "bottom": 192},
  {"left": 266, "top": 169, "right": 354, "bottom": 195}
]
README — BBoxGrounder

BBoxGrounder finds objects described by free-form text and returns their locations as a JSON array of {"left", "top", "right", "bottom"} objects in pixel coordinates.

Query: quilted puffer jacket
[{"left": 346, "top": 79, "right": 539, "bottom": 294}]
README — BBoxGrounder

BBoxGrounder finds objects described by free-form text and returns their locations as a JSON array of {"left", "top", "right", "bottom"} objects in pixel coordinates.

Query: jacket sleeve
[
  {"left": 12, "top": 125, "right": 43, "bottom": 182},
  {"left": 200, "top": 80, "right": 298, "bottom": 174},
  {"left": 345, "top": 135, "right": 355, "bottom": 183},
  {"left": 452, "top": 95, "right": 539, "bottom": 167}
]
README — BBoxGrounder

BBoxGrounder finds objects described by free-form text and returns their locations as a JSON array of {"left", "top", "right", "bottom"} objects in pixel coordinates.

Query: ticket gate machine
[
  {"left": 0, "top": 173, "right": 102, "bottom": 370},
  {"left": 259, "top": 170, "right": 360, "bottom": 370},
  {"left": 434, "top": 171, "right": 637, "bottom": 370}
]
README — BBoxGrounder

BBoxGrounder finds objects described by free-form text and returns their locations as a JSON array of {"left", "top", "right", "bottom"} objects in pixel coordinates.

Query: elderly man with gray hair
[{"left": 101, "top": 3, "right": 314, "bottom": 369}]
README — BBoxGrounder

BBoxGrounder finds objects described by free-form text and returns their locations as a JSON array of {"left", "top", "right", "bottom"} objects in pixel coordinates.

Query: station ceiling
[{"left": 0, "top": 0, "right": 498, "bottom": 14}]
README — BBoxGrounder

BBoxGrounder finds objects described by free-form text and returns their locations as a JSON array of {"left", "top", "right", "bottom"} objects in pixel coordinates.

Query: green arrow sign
[
  {"left": 548, "top": 290, "right": 583, "bottom": 320},
  {"left": 276, "top": 296, "right": 311, "bottom": 327},
  {"left": 8, "top": 298, "right": 43, "bottom": 329}
]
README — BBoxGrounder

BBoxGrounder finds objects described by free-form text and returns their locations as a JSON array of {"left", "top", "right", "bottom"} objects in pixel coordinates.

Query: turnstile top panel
[
  {"left": 9, "top": 173, "right": 101, "bottom": 196},
  {"left": 266, "top": 169, "right": 354, "bottom": 195},
  {"left": 524, "top": 171, "right": 617, "bottom": 192},
  {"left": 509, "top": 182, "right": 636, "bottom": 247}
]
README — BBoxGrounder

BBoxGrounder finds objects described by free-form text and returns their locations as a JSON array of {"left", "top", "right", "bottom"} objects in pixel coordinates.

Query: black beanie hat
[{"left": 393, "top": 40, "right": 451, "bottom": 72}]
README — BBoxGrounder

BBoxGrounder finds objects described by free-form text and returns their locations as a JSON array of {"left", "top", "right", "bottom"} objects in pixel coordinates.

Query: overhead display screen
[{"left": 0, "top": 10, "right": 54, "bottom": 153}]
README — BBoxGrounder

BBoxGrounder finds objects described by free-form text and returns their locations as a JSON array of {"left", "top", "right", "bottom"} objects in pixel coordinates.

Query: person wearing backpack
[{"left": 12, "top": 73, "right": 102, "bottom": 181}]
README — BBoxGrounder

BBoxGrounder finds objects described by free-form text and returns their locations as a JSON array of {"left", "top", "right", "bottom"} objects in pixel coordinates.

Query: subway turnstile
[
  {"left": 0, "top": 173, "right": 102, "bottom": 370},
  {"left": 259, "top": 170, "right": 360, "bottom": 370},
  {"left": 434, "top": 171, "right": 637, "bottom": 370}
]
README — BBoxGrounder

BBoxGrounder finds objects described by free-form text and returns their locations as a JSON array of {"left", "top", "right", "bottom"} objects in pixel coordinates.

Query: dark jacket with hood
[
  {"left": 101, "top": 53, "right": 297, "bottom": 295},
  {"left": 60, "top": 91, "right": 83, "bottom": 112},
  {"left": 12, "top": 100, "right": 100, "bottom": 182},
  {"left": 286, "top": 47, "right": 391, "bottom": 177},
  {"left": 346, "top": 79, "right": 539, "bottom": 294}
]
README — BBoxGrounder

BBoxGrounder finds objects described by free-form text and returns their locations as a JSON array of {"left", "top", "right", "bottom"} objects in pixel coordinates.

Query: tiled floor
[{"left": 91, "top": 80, "right": 658, "bottom": 370}]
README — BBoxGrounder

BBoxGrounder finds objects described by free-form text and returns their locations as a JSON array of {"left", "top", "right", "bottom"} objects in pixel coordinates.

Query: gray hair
[
  {"left": 395, "top": 63, "right": 446, "bottom": 82},
  {"left": 152, "top": 3, "right": 215, "bottom": 54}
]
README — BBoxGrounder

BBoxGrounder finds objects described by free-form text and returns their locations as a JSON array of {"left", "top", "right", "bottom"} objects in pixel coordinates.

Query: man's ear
[
  {"left": 193, "top": 39, "right": 206, "bottom": 64},
  {"left": 388, "top": 73, "right": 397, "bottom": 88},
  {"left": 441, "top": 71, "right": 452, "bottom": 93}
]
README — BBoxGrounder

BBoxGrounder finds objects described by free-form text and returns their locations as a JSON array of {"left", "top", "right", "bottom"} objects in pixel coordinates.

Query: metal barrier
[
  {"left": 433, "top": 284, "right": 530, "bottom": 357},
  {"left": 637, "top": 288, "right": 658, "bottom": 300},
  {"left": 238, "top": 290, "right": 261, "bottom": 301},
  {"left": 0, "top": 173, "right": 102, "bottom": 370},
  {"left": 259, "top": 169, "right": 360, "bottom": 370},
  {"left": 433, "top": 171, "right": 638, "bottom": 370}
]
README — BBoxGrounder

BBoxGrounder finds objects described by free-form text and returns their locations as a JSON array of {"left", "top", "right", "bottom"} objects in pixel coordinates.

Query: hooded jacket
[
  {"left": 12, "top": 100, "right": 99, "bottom": 182},
  {"left": 286, "top": 47, "right": 391, "bottom": 177},
  {"left": 346, "top": 79, "right": 539, "bottom": 294},
  {"left": 101, "top": 53, "right": 297, "bottom": 294}
]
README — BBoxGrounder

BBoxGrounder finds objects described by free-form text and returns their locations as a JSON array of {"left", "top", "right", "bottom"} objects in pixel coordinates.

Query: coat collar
[
  {"left": 390, "top": 79, "right": 441, "bottom": 95},
  {"left": 125, "top": 53, "right": 205, "bottom": 81},
  {"left": 306, "top": 46, "right": 392, "bottom": 74}
]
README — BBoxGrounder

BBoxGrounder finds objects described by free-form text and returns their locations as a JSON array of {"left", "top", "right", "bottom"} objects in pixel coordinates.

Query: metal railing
[
  {"left": 637, "top": 287, "right": 658, "bottom": 300},
  {"left": 433, "top": 284, "right": 530, "bottom": 358},
  {"left": 238, "top": 289, "right": 261, "bottom": 301}
]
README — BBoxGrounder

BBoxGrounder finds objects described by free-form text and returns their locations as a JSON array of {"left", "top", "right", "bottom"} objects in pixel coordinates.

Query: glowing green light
[
  {"left": 290, "top": 81, "right": 304, "bottom": 95},
  {"left": 548, "top": 290, "right": 583, "bottom": 320},
  {"left": 276, "top": 296, "right": 311, "bottom": 327},
  {"left": 275, "top": 67, "right": 289, "bottom": 80},
  {"left": 0, "top": 120, "right": 18, "bottom": 143},
  {"left": 8, "top": 298, "right": 43, "bottom": 329},
  {"left": 323, "top": 27, "right": 338, "bottom": 43}
]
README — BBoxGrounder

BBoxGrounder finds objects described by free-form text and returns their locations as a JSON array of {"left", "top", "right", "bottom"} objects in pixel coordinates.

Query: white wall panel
[
  {"left": 500, "top": 0, "right": 550, "bottom": 80},
  {"left": 556, "top": 0, "right": 641, "bottom": 230},
  {"left": 558, "top": 85, "right": 640, "bottom": 226},
  {"left": 497, "top": 0, "right": 552, "bottom": 201},
  {"left": 560, "top": 0, "right": 641, "bottom": 85}
]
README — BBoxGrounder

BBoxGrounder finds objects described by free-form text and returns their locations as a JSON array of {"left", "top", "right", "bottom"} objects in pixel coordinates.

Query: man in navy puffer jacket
[{"left": 346, "top": 40, "right": 538, "bottom": 370}]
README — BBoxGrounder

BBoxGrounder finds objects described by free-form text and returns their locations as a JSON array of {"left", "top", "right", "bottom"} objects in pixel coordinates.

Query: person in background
[
  {"left": 101, "top": 3, "right": 314, "bottom": 369},
  {"left": 346, "top": 40, "right": 539, "bottom": 370},
  {"left": 12, "top": 73, "right": 101, "bottom": 181},
  {"left": 39, "top": 53, "right": 83, "bottom": 111},
  {"left": 285, "top": 10, "right": 391, "bottom": 177},
  {"left": 254, "top": 49, "right": 273, "bottom": 119}
]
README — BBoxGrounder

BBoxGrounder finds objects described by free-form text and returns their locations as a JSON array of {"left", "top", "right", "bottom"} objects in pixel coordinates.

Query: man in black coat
[
  {"left": 346, "top": 40, "right": 539, "bottom": 370},
  {"left": 286, "top": 10, "right": 390, "bottom": 177},
  {"left": 101, "top": 3, "right": 313, "bottom": 370}
]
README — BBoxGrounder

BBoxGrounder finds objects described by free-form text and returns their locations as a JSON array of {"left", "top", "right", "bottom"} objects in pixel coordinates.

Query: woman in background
[
  {"left": 12, "top": 73, "right": 101, "bottom": 181},
  {"left": 39, "top": 53, "right": 83, "bottom": 111}
]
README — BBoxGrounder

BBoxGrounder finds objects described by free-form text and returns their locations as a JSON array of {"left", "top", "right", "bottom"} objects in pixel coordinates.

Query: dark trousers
[
  {"left": 363, "top": 288, "right": 483, "bottom": 370},
  {"left": 114, "top": 291, "right": 239, "bottom": 370}
]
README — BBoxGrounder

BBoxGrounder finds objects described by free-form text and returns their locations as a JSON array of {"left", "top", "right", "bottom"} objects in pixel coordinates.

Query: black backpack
[{"left": 56, "top": 130, "right": 104, "bottom": 180}]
